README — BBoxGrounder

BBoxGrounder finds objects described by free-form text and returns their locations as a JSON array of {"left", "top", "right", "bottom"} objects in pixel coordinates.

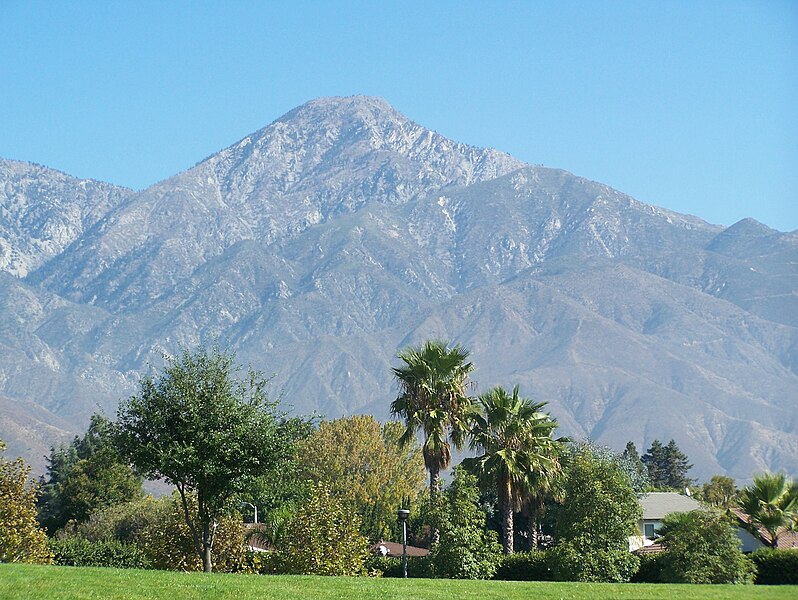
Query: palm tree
[
  {"left": 390, "top": 340, "right": 474, "bottom": 501},
  {"left": 521, "top": 466, "right": 564, "bottom": 551},
  {"left": 464, "top": 385, "right": 564, "bottom": 554},
  {"left": 739, "top": 472, "right": 798, "bottom": 547}
]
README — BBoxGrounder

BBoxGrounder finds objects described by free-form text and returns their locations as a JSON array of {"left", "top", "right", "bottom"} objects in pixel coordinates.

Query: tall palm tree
[
  {"left": 739, "top": 472, "right": 798, "bottom": 547},
  {"left": 390, "top": 340, "right": 474, "bottom": 501},
  {"left": 464, "top": 386, "right": 563, "bottom": 555}
]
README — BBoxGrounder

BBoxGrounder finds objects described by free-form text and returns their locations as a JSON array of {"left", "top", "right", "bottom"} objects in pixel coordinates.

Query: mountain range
[{"left": 1, "top": 96, "right": 796, "bottom": 480}]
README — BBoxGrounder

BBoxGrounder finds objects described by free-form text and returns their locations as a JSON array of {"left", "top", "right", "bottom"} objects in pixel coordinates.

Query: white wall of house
[{"left": 737, "top": 527, "right": 765, "bottom": 553}]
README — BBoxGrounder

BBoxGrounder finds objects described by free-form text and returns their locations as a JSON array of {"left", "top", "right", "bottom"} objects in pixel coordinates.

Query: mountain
[
  {"left": 1, "top": 96, "right": 796, "bottom": 481},
  {"left": 0, "top": 159, "right": 132, "bottom": 277}
]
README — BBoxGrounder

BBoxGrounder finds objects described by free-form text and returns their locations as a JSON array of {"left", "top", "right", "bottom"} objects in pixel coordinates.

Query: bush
[
  {"left": 0, "top": 449, "right": 52, "bottom": 564},
  {"left": 67, "top": 494, "right": 249, "bottom": 573},
  {"left": 631, "top": 552, "right": 666, "bottom": 583},
  {"left": 549, "top": 543, "right": 639, "bottom": 583},
  {"left": 550, "top": 447, "right": 641, "bottom": 582},
  {"left": 427, "top": 469, "right": 503, "bottom": 579},
  {"left": 751, "top": 548, "right": 798, "bottom": 585},
  {"left": 271, "top": 482, "right": 370, "bottom": 576},
  {"left": 493, "top": 551, "right": 553, "bottom": 581},
  {"left": 658, "top": 510, "right": 755, "bottom": 584},
  {"left": 50, "top": 538, "right": 151, "bottom": 569}
]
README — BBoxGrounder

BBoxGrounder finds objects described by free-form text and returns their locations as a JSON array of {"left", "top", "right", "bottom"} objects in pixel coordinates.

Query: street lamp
[
  {"left": 397, "top": 508, "right": 410, "bottom": 578},
  {"left": 242, "top": 501, "right": 258, "bottom": 524}
]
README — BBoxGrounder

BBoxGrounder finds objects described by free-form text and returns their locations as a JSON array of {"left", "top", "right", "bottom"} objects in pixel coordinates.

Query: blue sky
[{"left": 2, "top": 1, "right": 796, "bottom": 231}]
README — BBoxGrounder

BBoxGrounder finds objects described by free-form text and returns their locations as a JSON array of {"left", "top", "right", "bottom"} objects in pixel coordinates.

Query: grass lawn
[{"left": 2, "top": 563, "right": 795, "bottom": 600}]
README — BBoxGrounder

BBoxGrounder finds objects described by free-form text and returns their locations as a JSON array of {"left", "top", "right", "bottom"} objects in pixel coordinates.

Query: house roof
[
  {"left": 639, "top": 492, "right": 703, "bottom": 520},
  {"left": 371, "top": 541, "right": 430, "bottom": 557},
  {"left": 730, "top": 507, "right": 798, "bottom": 549}
]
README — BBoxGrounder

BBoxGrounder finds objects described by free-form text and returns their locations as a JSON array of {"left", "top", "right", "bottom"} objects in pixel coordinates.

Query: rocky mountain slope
[{"left": 1, "top": 96, "right": 796, "bottom": 481}]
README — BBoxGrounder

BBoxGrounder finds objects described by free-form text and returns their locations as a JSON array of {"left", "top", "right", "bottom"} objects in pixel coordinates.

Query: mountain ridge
[{"left": 1, "top": 96, "right": 796, "bottom": 481}]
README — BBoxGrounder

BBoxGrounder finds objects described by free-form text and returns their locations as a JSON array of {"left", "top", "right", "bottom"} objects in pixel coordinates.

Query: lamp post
[
  {"left": 397, "top": 508, "right": 410, "bottom": 578},
  {"left": 242, "top": 501, "right": 258, "bottom": 524}
]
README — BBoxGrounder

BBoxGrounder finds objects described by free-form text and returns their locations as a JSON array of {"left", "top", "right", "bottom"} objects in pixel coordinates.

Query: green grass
[{"left": 1, "top": 563, "right": 796, "bottom": 600}]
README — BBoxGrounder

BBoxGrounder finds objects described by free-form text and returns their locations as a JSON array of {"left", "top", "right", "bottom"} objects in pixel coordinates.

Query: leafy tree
[
  {"left": 38, "top": 414, "right": 143, "bottom": 533},
  {"left": 116, "top": 346, "right": 290, "bottom": 572},
  {"left": 621, "top": 441, "right": 650, "bottom": 492},
  {"left": 0, "top": 440, "right": 52, "bottom": 564},
  {"left": 295, "top": 415, "right": 426, "bottom": 541},
  {"left": 657, "top": 510, "right": 755, "bottom": 583},
  {"left": 549, "top": 444, "right": 641, "bottom": 582},
  {"left": 247, "top": 415, "right": 315, "bottom": 528},
  {"left": 464, "top": 386, "right": 564, "bottom": 554},
  {"left": 273, "top": 482, "right": 370, "bottom": 576},
  {"left": 739, "top": 472, "right": 798, "bottom": 547},
  {"left": 642, "top": 439, "right": 694, "bottom": 490},
  {"left": 428, "top": 468, "right": 503, "bottom": 579},
  {"left": 700, "top": 475, "right": 738, "bottom": 509},
  {"left": 391, "top": 340, "right": 474, "bottom": 501}
]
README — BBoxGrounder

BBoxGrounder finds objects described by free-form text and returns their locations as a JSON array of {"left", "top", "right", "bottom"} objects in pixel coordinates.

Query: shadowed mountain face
[{"left": 1, "top": 96, "right": 796, "bottom": 480}]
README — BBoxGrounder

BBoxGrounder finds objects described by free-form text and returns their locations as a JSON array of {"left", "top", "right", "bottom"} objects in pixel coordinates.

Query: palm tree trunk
[
  {"left": 501, "top": 475, "right": 514, "bottom": 555},
  {"left": 430, "top": 467, "right": 441, "bottom": 500},
  {"left": 430, "top": 466, "right": 441, "bottom": 546},
  {"left": 527, "top": 510, "right": 538, "bottom": 550}
]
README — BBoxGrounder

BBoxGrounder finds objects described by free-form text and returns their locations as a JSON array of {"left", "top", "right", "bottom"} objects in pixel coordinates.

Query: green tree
[
  {"left": 657, "top": 510, "right": 755, "bottom": 584},
  {"left": 116, "top": 346, "right": 290, "bottom": 572},
  {"left": 642, "top": 439, "right": 693, "bottom": 490},
  {"left": 700, "top": 475, "right": 738, "bottom": 509},
  {"left": 464, "top": 386, "right": 564, "bottom": 554},
  {"left": 38, "top": 414, "right": 143, "bottom": 533},
  {"left": 428, "top": 468, "right": 503, "bottom": 579},
  {"left": 0, "top": 440, "right": 52, "bottom": 564},
  {"left": 391, "top": 340, "right": 474, "bottom": 501},
  {"left": 739, "top": 472, "right": 798, "bottom": 547},
  {"left": 550, "top": 444, "right": 641, "bottom": 582},
  {"left": 273, "top": 482, "right": 370, "bottom": 576},
  {"left": 295, "top": 416, "right": 426, "bottom": 541},
  {"left": 621, "top": 441, "right": 650, "bottom": 492}
]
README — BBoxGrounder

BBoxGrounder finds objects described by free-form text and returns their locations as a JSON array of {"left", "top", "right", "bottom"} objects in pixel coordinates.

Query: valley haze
[{"left": 0, "top": 96, "right": 796, "bottom": 482}]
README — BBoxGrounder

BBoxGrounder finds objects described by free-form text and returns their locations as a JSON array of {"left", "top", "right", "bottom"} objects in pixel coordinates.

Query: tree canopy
[
  {"left": 550, "top": 444, "right": 641, "bottom": 582},
  {"left": 739, "top": 472, "right": 798, "bottom": 547},
  {"left": 38, "top": 414, "right": 142, "bottom": 533},
  {"left": 642, "top": 439, "right": 694, "bottom": 490},
  {"left": 391, "top": 340, "right": 474, "bottom": 500},
  {"left": 0, "top": 440, "right": 52, "bottom": 564},
  {"left": 295, "top": 415, "right": 425, "bottom": 541},
  {"left": 464, "top": 385, "right": 564, "bottom": 554},
  {"left": 116, "top": 346, "right": 291, "bottom": 572},
  {"left": 657, "top": 510, "right": 755, "bottom": 583}
]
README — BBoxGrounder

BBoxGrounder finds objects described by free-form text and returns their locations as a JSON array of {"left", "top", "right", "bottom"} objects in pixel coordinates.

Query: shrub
[
  {"left": 549, "top": 543, "right": 639, "bottom": 583},
  {"left": 427, "top": 469, "right": 503, "bottom": 579},
  {"left": 50, "top": 538, "right": 151, "bottom": 569},
  {"left": 67, "top": 494, "right": 249, "bottom": 573},
  {"left": 0, "top": 447, "right": 52, "bottom": 565},
  {"left": 631, "top": 552, "right": 666, "bottom": 583},
  {"left": 272, "top": 482, "right": 370, "bottom": 576},
  {"left": 750, "top": 548, "right": 798, "bottom": 585},
  {"left": 658, "top": 510, "right": 755, "bottom": 584},
  {"left": 550, "top": 446, "right": 641, "bottom": 582},
  {"left": 493, "top": 551, "right": 553, "bottom": 581}
]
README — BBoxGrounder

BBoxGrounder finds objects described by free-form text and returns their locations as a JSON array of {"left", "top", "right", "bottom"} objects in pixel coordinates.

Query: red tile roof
[{"left": 730, "top": 507, "right": 798, "bottom": 549}]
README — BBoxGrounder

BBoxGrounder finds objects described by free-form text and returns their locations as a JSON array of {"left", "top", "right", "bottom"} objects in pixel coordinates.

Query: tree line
[{"left": 1, "top": 342, "right": 796, "bottom": 583}]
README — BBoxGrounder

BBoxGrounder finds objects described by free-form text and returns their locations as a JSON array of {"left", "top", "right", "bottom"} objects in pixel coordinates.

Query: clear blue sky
[{"left": 2, "top": 1, "right": 796, "bottom": 231}]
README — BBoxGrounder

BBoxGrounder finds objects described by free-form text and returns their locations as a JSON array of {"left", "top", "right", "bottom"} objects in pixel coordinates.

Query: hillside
[{"left": 1, "top": 96, "right": 796, "bottom": 480}]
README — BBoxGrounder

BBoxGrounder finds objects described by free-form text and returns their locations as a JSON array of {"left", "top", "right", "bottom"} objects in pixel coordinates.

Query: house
[
  {"left": 730, "top": 507, "right": 798, "bottom": 551},
  {"left": 371, "top": 541, "right": 429, "bottom": 558},
  {"left": 629, "top": 491, "right": 703, "bottom": 551}
]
